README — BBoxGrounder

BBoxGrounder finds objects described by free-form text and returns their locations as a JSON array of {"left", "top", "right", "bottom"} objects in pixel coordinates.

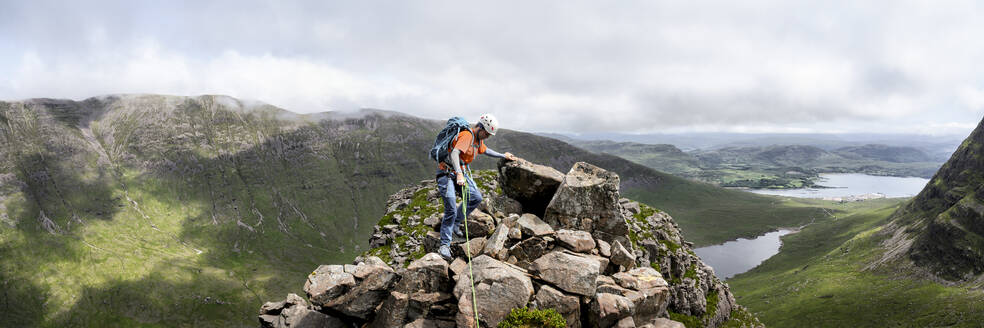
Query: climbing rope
[{"left": 461, "top": 167, "right": 480, "bottom": 328}]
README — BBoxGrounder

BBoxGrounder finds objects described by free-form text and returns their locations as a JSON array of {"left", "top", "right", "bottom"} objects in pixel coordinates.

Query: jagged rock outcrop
[
  {"left": 544, "top": 162, "right": 630, "bottom": 244},
  {"left": 879, "top": 115, "right": 984, "bottom": 281},
  {"left": 259, "top": 293, "right": 348, "bottom": 328},
  {"left": 497, "top": 159, "right": 565, "bottom": 216},
  {"left": 260, "top": 161, "right": 761, "bottom": 327}
]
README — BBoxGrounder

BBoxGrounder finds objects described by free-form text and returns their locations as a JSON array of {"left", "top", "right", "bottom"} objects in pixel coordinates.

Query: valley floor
[{"left": 727, "top": 198, "right": 984, "bottom": 327}]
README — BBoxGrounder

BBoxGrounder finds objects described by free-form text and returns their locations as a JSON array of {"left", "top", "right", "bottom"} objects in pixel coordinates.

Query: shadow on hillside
[
  {"left": 0, "top": 271, "right": 46, "bottom": 327},
  {"left": 47, "top": 261, "right": 256, "bottom": 327}
]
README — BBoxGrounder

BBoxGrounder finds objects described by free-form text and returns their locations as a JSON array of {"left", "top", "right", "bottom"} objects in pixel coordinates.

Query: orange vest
[{"left": 438, "top": 128, "right": 486, "bottom": 171}]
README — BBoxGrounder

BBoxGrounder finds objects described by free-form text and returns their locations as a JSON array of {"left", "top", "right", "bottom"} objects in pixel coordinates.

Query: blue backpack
[{"left": 429, "top": 117, "right": 473, "bottom": 166}]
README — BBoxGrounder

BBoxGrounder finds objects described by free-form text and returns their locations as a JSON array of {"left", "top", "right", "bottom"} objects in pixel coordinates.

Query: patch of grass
[
  {"left": 720, "top": 307, "right": 763, "bottom": 328},
  {"left": 497, "top": 307, "right": 565, "bottom": 328},
  {"left": 662, "top": 239, "right": 681, "bottom": 253},
  {"left": 669, "top": 311, "right": 704, "bottom": 328},
  {"left": 684, "top": 265, "right": 698, "bottom": 280},
  {"left": 634, "top": 202, "right": 658, "bottom": 221}
]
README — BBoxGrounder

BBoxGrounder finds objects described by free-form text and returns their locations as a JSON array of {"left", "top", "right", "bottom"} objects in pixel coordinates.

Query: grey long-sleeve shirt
[{"left": 450, "top": 147, "right": 506, "bottom": 177}]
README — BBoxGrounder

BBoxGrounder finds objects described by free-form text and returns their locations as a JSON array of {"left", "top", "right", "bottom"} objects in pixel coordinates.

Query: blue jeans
[{"left": 436, "top": 170, "right": 483, "bottom": 246}]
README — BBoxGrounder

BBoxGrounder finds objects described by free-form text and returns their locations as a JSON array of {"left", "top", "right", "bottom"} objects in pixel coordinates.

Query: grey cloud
[{"left": 2, "top": 1, "right": 984, "bottom": 134}]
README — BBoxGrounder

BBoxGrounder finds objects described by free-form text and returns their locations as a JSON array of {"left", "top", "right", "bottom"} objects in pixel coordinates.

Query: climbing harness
[{"left": 461, "top": 167, "right": 480, "bottom": 327}]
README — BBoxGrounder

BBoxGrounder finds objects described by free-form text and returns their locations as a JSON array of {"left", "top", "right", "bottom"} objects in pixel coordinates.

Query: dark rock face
[
  {"left": 259, "top": 293, "right": 348, "bottom": 328},
  {"left": 879, "top": 116, "right": 984, "bottom": 281},
  {"left": 323, "top": 265, "right": 398, "bottom": 319},
  {"left": 544, "top": 162, "right": 628, "bottom": 243},
  {"left": 497, "top": 159, "right": 565, "bottom": 216},
  {"left": 304, "top": 265, "right": 355, "bottom": 307},
  {"left": 508, "top": 236, "right": 551, "bottom": 263},
  {"left": 260, "top": 160, "right": 758, "bottom": 328}
]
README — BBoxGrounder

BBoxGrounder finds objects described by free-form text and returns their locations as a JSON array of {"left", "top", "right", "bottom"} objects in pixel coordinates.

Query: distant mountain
[
  {"left": 696, "top": 145, "right": 838, "bottom": 168},
  {"left": 570, "top": 140, "right": 702, "bottom": 176},
  {"left": 883, "top": 116, "right": 984, "bottom": 281},
  {"left": 551, "top": 132, "right": 965, "bottom": 154},
  {"left": 0, "top": 94, "right": 827, "bottom": 326},
  {"left": 574, "top": 139, "right": 943, "bottom": 189},
  {"left": 833, "top": 144, "right": 933, "bottom": 163}
]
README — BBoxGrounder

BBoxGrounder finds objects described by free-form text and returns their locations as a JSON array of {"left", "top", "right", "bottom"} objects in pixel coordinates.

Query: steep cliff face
[
  {"left": 260, "top": 160, "right": 762, "bottom": 328},
  {"left": 883, "top": 116, "right": 984, "bottom": 281}
]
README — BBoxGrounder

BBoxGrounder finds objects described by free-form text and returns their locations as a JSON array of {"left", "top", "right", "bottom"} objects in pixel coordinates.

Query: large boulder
[
  {"left": 642, "top": 318, "right": 687, "bottom": 328},
  {"left": 304, "top": 265, "right": 356, "bottom": 307},
  {"left": 543, "top": 162, "right": 628, "bottom": 241},
  {"left": 497, "top": 159, "right": 565, "bottom": 216},
  {"left": 325, "top": 265, "right": 399, "bottom": 319},
  {"left": 370, "top": 291, "right": 409, "bottom": 328},
  {"left": 626, "top": 267, "right": 668, "bottom": 289},
  {"left": 532, "top": 285, "right": 582, "bottom": 328},
  {"left": 508, "top": 236, "right": 551, "bottom": 263},
  {"left": 458, "top": 237, "right": 487, "bottom": 258},
  {"left": 610, "top": 240, "right": 636, "bottom": 269},
  {"left": 516, "top": 213, "right": 555, "bottom": 237},
  {"left": 589, "top": 292, "right": 636, "bottom": 328},
  {"left": 453, "top": 255, "right": 535, "bottom": 328},
  {"left": 530, "top": 251, "right": 600, "bottom": 297},
  {"left": 555, "top": 229, "right": 597, "bottom": 253},
  {"left": 466, "top": 211, "right": 496, "bottom": 238},
  {"left": 395, "top": 253, "right": 450, "bottom": 293},
  {"left": 259, "top": 293, "right": 347, "bottom": 328},
  {"left": 482, "top": 219, "right": 515, "bottom": 260},
  {"left": 407, "top": 291, "right": 454, "bottom": 322}
]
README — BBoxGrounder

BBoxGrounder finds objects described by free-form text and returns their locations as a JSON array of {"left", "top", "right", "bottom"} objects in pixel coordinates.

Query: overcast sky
[{"left": 2, "top": 1, "right": 983, "bottom": 136}]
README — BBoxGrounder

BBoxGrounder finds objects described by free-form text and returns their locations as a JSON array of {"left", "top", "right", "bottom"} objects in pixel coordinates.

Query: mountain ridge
[{"left": 0, "top": 93, "right": 823, "bottom": 326}]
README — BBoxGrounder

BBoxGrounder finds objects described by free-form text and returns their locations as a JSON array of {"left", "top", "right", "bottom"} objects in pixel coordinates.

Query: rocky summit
[{"left": 258, "top": 159, "right": 762, "bottom": 327}]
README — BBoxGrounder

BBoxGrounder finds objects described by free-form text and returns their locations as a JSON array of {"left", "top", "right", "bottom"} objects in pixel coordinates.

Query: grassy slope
[
  {"left": 0, "top": 97, "right": 438, "bottom": 327},
  {"left": 727, "top": 198, "right": 984, "bottom": 327}
]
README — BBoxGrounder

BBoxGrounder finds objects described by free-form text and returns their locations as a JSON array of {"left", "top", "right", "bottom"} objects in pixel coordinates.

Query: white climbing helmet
[{"left": 478, "top": 113, "right": 499, "bottom": 135}]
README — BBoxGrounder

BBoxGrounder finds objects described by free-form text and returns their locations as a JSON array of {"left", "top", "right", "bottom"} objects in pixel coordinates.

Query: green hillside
[{"left": 0, "top": 94, "right": 833, "bottom": 327}]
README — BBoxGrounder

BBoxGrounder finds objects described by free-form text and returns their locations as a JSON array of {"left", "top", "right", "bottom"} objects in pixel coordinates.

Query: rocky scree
[{"left": 258, "top": 159, "right": 761, "bottom": 328}]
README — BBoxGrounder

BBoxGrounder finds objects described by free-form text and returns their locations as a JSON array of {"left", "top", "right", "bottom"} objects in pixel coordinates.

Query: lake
[
  {"left": 694, "top": 229, "right": 793, "bottom": 280},
  {"left": 747, "top": 173, "right": 930, "bottom": 198},
  {"left": 696, "top": 173, "right": 930, "bottom": 280}
]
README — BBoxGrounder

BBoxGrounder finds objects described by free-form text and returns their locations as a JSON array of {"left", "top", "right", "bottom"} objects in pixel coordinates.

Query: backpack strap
[{"left": 443, "top": 127, "right": 475, "bottom": 172}]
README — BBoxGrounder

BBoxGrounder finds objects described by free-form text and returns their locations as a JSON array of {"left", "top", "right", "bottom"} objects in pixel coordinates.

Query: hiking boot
[
  {"left": 438, "top": 244, "right": 453, "bottom": 261},
  {"left": 454, "top": 225, "right": 465, "bottom": 238}
]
